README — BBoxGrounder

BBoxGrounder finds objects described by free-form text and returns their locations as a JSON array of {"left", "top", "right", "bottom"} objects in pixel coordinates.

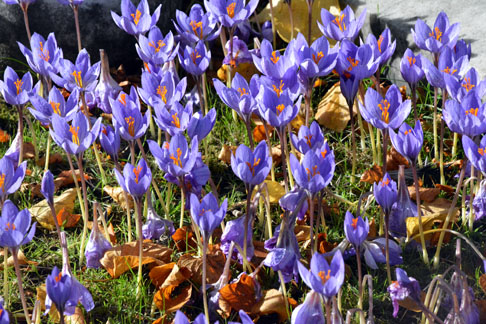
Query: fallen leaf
[
  {"left": 87, "top": 222, "right": 117, "bottom": 245},
  {"left": 316, "top": 233, "right": 337, "bottom": 254},
  {"left": 0, "top": 129, "right": 9, "bottom": 142},
  {"left": 152, "top": 316, "right": 168, "bottom": 324},
  {"left": 397, "top": 292, "right": 426, "bottom": 312},
  {"left": 408, "top": 186, "right": 440, "bottom": 203},
  {"left": 0, "top": 249, "right": 38, "bottom": 269},
  {"left": 149, "top": 262, "right": 177, "bottom": 289},
  {"left": 295, "top": 225, "right": 310, "bottom": 242},
  {"left": 254, "top": 180, "right": 286, "bottom": 204},
  {"left": 315, "top": 82, "right": 353, "bottom": 132},
  {"left": 177, "top": 245, "right": 225, "bottom": 285},
  {"left": 217, "top": 63, "right": 260, "bottom": 83},
  {"left": 100, "top": 240, "right": 172, "bottom": 278},
  {"left": 271, "top": 145, "right": 282, "bottom": 166},
  {"left": 251, "top": 289, "right": 298, "bottom": 322},
  {"left": 54, "top": 170, "right": 92, "bottom": 191},
  {"left": 360, "top": 165, "right": 383, "bottom": 184},
  {"left": 253, "top": 125, "right": 268, "bottom": 143},
  {"left": 218, "top": 145, "right": 237, "bottom": 165},
  {"left": 476, "top": 300, "right": 486, "bottom": 323},
  {"left": 290, "top": 113, "right": 305, "bottom": 132},
  {"left": 172, "top": 226, "right": 198, "bottom": 252},
  {"left": 29, "top": 188, "right": 77, "bottom": 230},
  {"left": 65, "top": 307, "right": 86, "bottom": 324},
  {"left": 480, "top": 274, "right": 486, "bottom": 294},
  {"left": 36, "top": 284, "right": 61, "bottom": 322},
  {"left": 435, "top": 183, "right": 454, "bottom": 194},
  {"left": 36, "top": 152, "right": 63, "bottom": 167},
  {"left": 219, "top": 273, "right": 258, "bottom": 315},
  {"left": 387, "top": 147, "right": 409, "bottom": 170},
  {"left": 368, "top": 218, "right": 377, "bottom": 239},
  {"left": 57, "top": 208, "right": 81, "bottom": 228},
  {"left": 20, "top": 182, "right": 42, "bottom": 198},
  {"left": 153, "top": 264, "right": 192, "bottom": 313},
  {"left": 23, "top": 142, "right": 36, "bottom": 159},
  {"left": 104, "top": 186, "right": 134, "bottom": 210}
]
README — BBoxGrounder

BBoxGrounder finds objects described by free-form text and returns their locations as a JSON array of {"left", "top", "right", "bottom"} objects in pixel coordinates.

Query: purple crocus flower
[
  {"left": 0, "top": 200, "right": 36, "bottom": 250},
  {"left": 297, "top": 250, "right": 345, "bottom": 299},
  {"left": 204, "top": 0, "right": 259, "bottom": 28},
  {"left": 29, "top": 87, "right": 78, "bottom": 126},
  {"left": 256, "top": 85, "right": 300, "bottom": 132},
  {"left": 387, "top": 268, "right": 422, "bottom": 318},
  {"left": 0, "top": 67, "right": 32, "bottom": 106},
  {"left": 154, "top": 101, "right": 193, "bottom": 136},
  {"left": 422, "top": 46, "right": 469, "bottom": 90},
  {"left": 136, "top": 27, "right": 178, "bottom": 66},
  {"left": 279, "top": 188, "right": 308, "bottom": 221},
  {"left": 389, "top": 120, "right": 424, "bottom": 164},
  {"left": 373, "top": 173, "right": 398, "bottom": 215},
  {"left": 291, "top": 291, "right": 325, "bottom": 324},
  {"left": 462, "top": 135, "right": 486, "bottom": 174},
  {"left": 223, "top": 36, "right": 253, "bottom": 68},
  {"left": 220, "top": 215, "right": 254, "bottom": 263},
  {"left": 94, "top": 52, "right": 122, "bottom": 114},
  {"left": 400, "top": 48, "right": 425, "bottom": 86},
  {"left": 139, "top": 71, "right": 186, "bottom": 108},
  {"left": 443, "top": 92, "right": 486, "bottom": 137},
  {"left": 318, "top": 5, "right": 366, "bottom": 41},
  {"left": 148, "top": 133, "right": 199, "bottom": 179},
  {"left": 178, "top": 41, "right": 211, "bottom": 77},
  {"left": 85, "top": 220, "right": 112, "bottom": 269},
  {"left": 2, "top": 0, "right": 35, "bottom": 9},
  {"left": 290, "top": 142, "right": 335, "bottom": 195},
  {"left": 111, "top": 0, "right": 161, "bottom": 37},
  {"left": 0, "top": 301, "right": 9, "bottom": 324},
  {"left": 390, "top": 171, "right": 417, "bottom": 237},
  {"left": 41, "top": 170, "right": 55, "bottom": 206},
  {"left": 174, "top": 4, "right": 220, "bottom": 45},
  {"left": 362, "top": 238, "right": 403, "bottom": 269},
  {"left": 142, "top": 206, "right": 175, "bottom": 239},
  {"left": 366, "top": 28, "right": 396, "bottom": 66},
  {"left": 412, "top": 11, "right": 460, "bottom": 53},
  {"left": 213, "top": 73, "right": 259, "bottom": 124},
  {"left": 337, "top": 40, "right": 379, "bottom": 80},
  {"left": 264, "top": 223, "right": 300, "bottom": 283},
  {"left": 50, "top": 111, "right": 102, "bottom": 156},
  {"left": 344, "top": 211, "right": 369, "bottom": 247},
  {"left": 189, "top": 192, "right": 227, "bottom": 240},
  {"left": 50, "top": 49, "right": 100, "bottom": 93},
  {"left": 360, "top": 85, "right": 411, "bottom": 130},
  {"left": 18, "top": 32, "right": 63, "bottom": 77},
  {"left": 99, "top": 124, "right": 120, "bottom": 162},
  {"left": 454, "top": 39, "right": 472, "bottom": 60},
  {"left": 187, "top": 108, "right": 216, "bottom": 141},
  {"left": 290, "top": 121, "right": 325, "bottom": 154},
  {"left": 444, "top": 67, "right": 486, "bottom": 102},
  {"left": 114, "top": 158, "right": 152, "bottom": 201},
  {"left": 173, "top": 311, "right": 207, "bottom": 324},
  {"left": 231, "top": 141, "right": 272, "bottom": 186},
  {"left": 473, "top": 181, "right": 486, "bottom": 221},
  {"left": 0, "top": 157, "right": 27, "bottom": 204},
  {"left": 111, "top": 87, "right": 149, "bottom": 141}
]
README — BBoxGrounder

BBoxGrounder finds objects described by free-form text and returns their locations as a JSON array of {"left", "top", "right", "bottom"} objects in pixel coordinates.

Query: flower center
[
  {"left": 378, "top": 99, "right": 390, "bottom": 123},
  {"left": 403, "top": 128, "right": 412, "bottom": 135},
  {"left": 199, "top": 208, "right": 212, "bottom": 216},
  {"left": 148, "top": 39, "right": 166, "bottom": 53},
  {"left": 332, "top": 13, "right": 346, "bottom": 32},
  {"left": 133, "top": 165, "right": 142, "bottom": 184},
  {"left": 276, "top": 104, "right": 285, "bottom": 116},
  {"left": 465, "top": 108, "right": 478, "bottom": 117},
  {"left": 377, "top": 35, "right": 384, "bottom": 53},
  {"left": 55, "top": 272, "right": 62, "bottom": 283},
  {"left": 171, "top": 112, "right": 180, "bottom": 128},
  {"left": 237, "top": 87, "right": 248, "bottom": 97},
  {"left": 304, "top": 134, "right": 313, "bottom": 147},
  {"left": 306, "top": 165, "right": 320, "bottom": 180},
  {"left": 71, "top": 70, "right": 83, "bottom": 88},
  {"left": 191, "top": 50, "right": 202, "bottom": 64},
  {"left": 407, "top": 56, "right": 416, "bottom": 66},
  {"left": 245, "top": 157, "right": 261, "bottom": 176},
  {"left": 381, "top": 177, "right": 390, "bottom": 187},
  {"left": 0, "top": 173, "right": 5, "bottom": 193},
  {"left": 270, "top": 51, "right": 280, "bottom": 64},
  {"left": 38, "top": 41, "right": 50, "bottom": 62},
  {"left": 4, "top": 222, "right": 15, "bottom": 231},
  {"left": 69, "top": 125, "right": 80, "bottom": 145},
  {"left": 118, "top": 93, "right": 127, "bottom": 105},
  {"left": 14, "top": 79, "right": 23, "bottom": 95},
  {"left": 346, "top": 57, "right": 359, "bottom": 71},
  {"left": 226, "top": 2, "right": 236, "bottom": 19},
  {"left": 131, "top": 10, "right": 142, "bottom": 25},
  {"left": 157, "top": 85, "right": 167, "bottom": 104},
  {"left": 429, "top": 26, "right": 442, "bottom": 42},
  {"left": 170, "top": 148, "right": 183, "bottom": 167},
  {"left": 351, "top": 217, "right": 359, "bottom": 229},
  {"left": 318, "top": 269, "right": 331, "bottom": 284},
  {"left": 229, "top": 50, "right": 240, "bottom": 68},
  {"left": 102, "top": 127, "right": 108, "bottom": 135},
  {"left": 478, "top": 148, "right": 485, "bottom": 156},
  {"left": 125, "top": 116, "right": 135, "bottom": 137},
  {"left": 49, "top": 101, "right": 61, "bottom": 115},
  {"left": 312, "top": 51, "right": 325, "bottom": 64},
  {"left": 190, "top": 20, "right": 204, "bottom": 39},
  {"left": 462, "top": 77, "right": 475, "bottom": 92},
  {"left": 442, "top": 66, "right": 457, "bottom": 75},
  {"left": 272, "top": 80, "right": 284, "bottom": 97},
  {"left": 321, "top": 149, "right": 328, "bottom": 159}
]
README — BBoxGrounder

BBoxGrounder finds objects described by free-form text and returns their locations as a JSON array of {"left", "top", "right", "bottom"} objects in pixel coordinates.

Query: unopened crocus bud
[
  {"left": 374, "top": 173, "right": 398, "bottom": 215},
  {"left": 344, "top": 211, "right": 369, "bottom": 247},
  {"left": 85, "top": 212, "right": 112, "bottom": 269},
  {"left": 189, "top": 192, "right": 227, "bottom": 241},
  {"left": 41, "top": 170, "right": 55, "bottom": 205},
  {"left": 389, "top": 120, "right": 423, "bottom": 164}
]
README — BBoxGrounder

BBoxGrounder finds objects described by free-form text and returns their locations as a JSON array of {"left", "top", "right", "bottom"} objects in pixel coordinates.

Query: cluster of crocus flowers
[
  {"left": 18, "top": 32, "right": 63, "bottom": 78},
  {"left": 318, "top": 5, "right": 366, "bottom": 41},
  {"left": 204, "top": 0, "right": 259, "bottom": 28},
  {"left": 412, "top": 11, "right": 460, "bottom": 53},
  {"left": 174, "top": 3, "right": 220, "bottom": 45},
  {"left": 111, "top": 0, "right": 161, "bottom": 38}
]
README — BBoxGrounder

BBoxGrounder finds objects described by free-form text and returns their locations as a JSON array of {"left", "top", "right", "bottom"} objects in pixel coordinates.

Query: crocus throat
[
  {"left": 351, "top": 217, "right": 359, "bottom": 229},
  {"left": 226, "top": 2, "right": 236, "bottom": 19},
  {"left": 0, "top": 173, "right": 5, "bottom": 193},
  {"left": 69, "top": 125, "right": 80, "bottom": 145},
  {"left": 312, "top": 51, "right": 325, "bottom": 64},
  {"left": 276, "top": 104, "right": 285, "bottom": 116},
  {"left": 190, "top": 50, "right": 202, "bottom": 64},
  {"left": 346, "top": 57, "right": 359, "bottom": 71},
  {"left": 270, "top": 51, "right": 280, "bottom": 64},
  {"left": 407, "top": 56, "right": 416, "bottom": 66},
  {"left": 4, "top": 222, "right": 15, "bottom": 231},
  {"left": 131, "top": 10, "right": 142, "bottom": 25},
  {"left": 246, "top": 157, "right": 261, "bottom": 176},
  {"left": 229, "top": 50, "right": 240, "bottom": 68},
  {"left": 102, "top": 127, "right": 108, "bottom": 135},
  {"left": 429, "top": 26, "right": 443, "bottom": 42},
  {"left": 465, "top": 108, "right": 478, "bottom": 117},
  {"left": 50, "top": 101, "right": 61, "bottom": 115},
  {"left": 478, "top": 148, "right": 485, "bottom": 156},
  {"left": 157, "top": 85, "right": 167, "bottom": 104},
  {"left": 381, "top": 177, "right": 390, "bottom": 187},
  {"left": 55, "top": 272, "right": 62, "bottom": 283},
  {"left": 149, "top": 40, "right": 166, "bottom": 53},
  {"left": 14, "top": 79, "right": 23, "bottom": 95},
  {"left": 462, "top": 77, "right": 475, "bottom": 92},
  {"left": 442, "top": 66, "right": 457, "bottom": 75},
  {"left": 170, "top": 148, "right": 183, "bottom": 167},
  {"left": 305, "top": 165, "right": 320, "bottom": 180},
  {"left": 125, "top": 116, "right": 135, "bottom": 137},
  {"left": 171, "top": 112, "right": 180, "bottom": 128},
  {"left": 133, "top": 165, "right": 142, "bottom": 184},
  {"left": 332, "top": 13, "right": 346, "bottom": 32},
  {"left": 304, "top": 134, "right": 313, "bottom": 147},
  {"left": 118, "top": 93, "right": 127, "bottom": 105},
  {"left": 378, "top": 99, "right": 390, "bottom": 123},
  {"left": 318, "top": 269, "right": 331, "bottom": 284},
  {"left": 38, "top": 41, "right": 50, "bottom": 62},
  {"left": 377, "top": 35, "right": 384, "bottom": 53},
  {"left": 403, "top": 128, "right": 412, "bottom": 135},
  {"left": 237, "top": 87, "right": 248, "bottom": 97},
  {"left": 190, "top": 20, "right": 204, "bottom": 39},
  {"left": 272, "top": 80, "right": 284, "bottom": 97},
  {"left": 71, "top": 71, "right": 83, "bottom": 88},
  {"left": 321, "top": 149, "right": 328, "bottom": 159}
]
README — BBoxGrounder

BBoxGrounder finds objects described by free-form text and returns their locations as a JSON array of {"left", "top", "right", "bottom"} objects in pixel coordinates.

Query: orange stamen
[
  {"left": 226, "top": 2, "right": 236, "bottom": 19},
  {"left": 321, "top": 149, "right": 328, "bottom": 159},
  {"left": 346, "top": 57, "right": 359, "bottom": 71},
  {"left": 270, "top": 51, "right": 280, "bottom": 64},
  {"left": 125, "top": 116, "right": 135, "bottom": 137},
  {"left": 55, "top": 272, "right": 62, "bottom": 283},
  {"left": 0, "top": 174, "right": 4, "bottom": 193},
  {"left": 465, "top": 108, "right": 478, "bottom": 116},
  {"left": 272, "top": 80, "right": 284, "bottom": 97},
  {"left": 144, "top": 62, "right": 152, "bottom": 74},
  {"left": 404, "top": 129, "right": 412, "bottom": 135},
  {"left": 102, "top": 127, "right": 108, "bottom": 135},
  {"left": 229, "top": 50, "right": 240, "bottom": 68},
  {"left": 39, "top": 41, "right": 50, "bottom": 62},
  {"left": 190, "top": 20, "right": 204, "bottom": 39},
  {"left": 381, "top": 177, "right": 390, "bottom": 187},
  {"left": 478, "top": 148, "right": 485, "bottom": 156},
  {"left": 276, "top": 104, "right": 285, "bottom": 116},
  {"left": 462, "top": 77, "right": 475, "bottom": 92},
  {"left": 169, "top": 148, "right": 183, "bottom": 167},
  {"left": 378, "top": 99, "right": 390, "bottom": 123},
  {"left": 71, "top": 71, "right": 83, "bottom": 88},
  {"left": 429, "top": 27, "right": 443, "bottom": 42},
  {"left": 442, "top": 66, "right": 457, "bottom": 75},
  {"left": 332, "top": 14, "right": 346, "bottom": 32},
  {"left": 49, "top": 101, "right": 61, "bottom": 115},
  {"left": 131, "top": 10, "right": 142, "bottom": 25},
  {"left": 148, "top": 40, "right": 166, "bottom": 53},
  {"left": 305, "top": 165, "right": 320, "bottom": 180},
  {"left": 351, "top": 218, "right": 359, "bottom": 229},
  {"left": 190, "top": 50, "right": 201, "bottom": 64},
  {"left": 245, "top": 158, "right": 261, "bottom": 176},
  {"left": 133, "top": 165, "right": 142, "bottom": 184},
  {"left": 118, "top": 93, "right": 127, "bottom": 105},
  {"left": 305, "top": 134, "right": 313, "bottom": 147},
  {"left": 312, "top": 51, "right": 325, "bottom": 64},
  {"left": 318, "top": 269, "right": 332, "bottom": 284},
  {"left": 69, "top": 125, "right": 80, "bottom": 145},
  {"left": 14, "top": 79, "right": 23, "bottom": 95},
  {"left": 237, "top": 87, "right": 248, "bottom": 97},
  {"left": 171, "top": 112, "right": 180, "bottom": 128},
  {"left": 407, "top": 56, "right": 416, "bottom": 66},
  {"left": 157, "top": 85, "right": 167, "bottom": 104},
  {"left": 377, "top": 35, "right": 384, "bottom": 53}
]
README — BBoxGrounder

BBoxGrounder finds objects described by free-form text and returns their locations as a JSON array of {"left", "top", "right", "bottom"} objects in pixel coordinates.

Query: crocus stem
[
  {"left": 277, "top": 129, "right": 289, "bottom": 192},
  {"left": 356, "top": 99, "right": 366, "bottom": 151},
  {"left": 283, "top": 129, "right": 294, "bottom": 189},
  {"left": 136, "top": 138, "right": 164, "bottom": 209},
  {"left": 309, "top": 195, "right": 315, "bottom": 254},
  {"left": 376, "top": 128, "right": 381, "bottom": 163},
  {"left": 59, "top": 315, "right": 66, "bottom": 324},
  {"left": 21, "top": 6, "right": 31, "bottom": 41},
  {"left": 325, "top": 300, "right": 332, "bottom": 324},
  {"left": 24, "top": 115, "right": 38, "bottom": 163},
  {"left": 44, "top": 133, "right": 52, "bottom": 172},
  {"left": 202, "top": 73, "right": 209, "bottom": 116},
  {"left": 278, "top": 270, "right": 291, "bottom": 319},
  {"left": 3, "top": 247, "right": 8, "bottom": 308},
  {"left": 382, "top": 128, "right": 388, "bottom": 175},
  {"left": 243, "top": 184, "right": 253, "bottom": 272},
  {"left": 313, "top": 192, "right": 323, "bottom": 252},
  {"left": 179, "top": 185, "right": 185, "bottom": 229},
  {"left": 468, "top": 168, "right": 476, "bottom": 231},
  {"left": 135, "top": 198, "right": 143, "bottom": 298},
  {"left": 12, "top": 248, "right": 31, "bottom": 324},
  {"left": 17, "top": 105, "right": 24, "bottom": 166},
  {"left": 433, "top": 160, "right": 467, "bottom": 269},
  {"left": 147, "top": 106, "right": 156, "bottom": 138},
  {"left": 195, "top": 76, "right": 205, "bottom": 116},
  {"left": 269, "top": 0, "right": 277, "bottom": 48},
  {"left": 433, "top": 87, "right": 439, "bottom": 161},
  {"left": 384, "top": 212, "right": 392, "bottom": 283},
  {"left": 72, "top": 5, "right": 82, "bottom": 52},
  {"left": 307, "top": 0, "right": 312, "bottom": 43},
  {"left": 356, "top": 246, "right": 363, "bottom": 312},
  {"left": 263, "top": 122, "right": 275, "bottom": 181},
  {"left": 412, "top": 161, "right": 429, "bottom": 264},
  {"left": 66, "top": 153, "right": 87, "bottom": 238},
  {"left": 48, "top": 201, "right": 63, "bottom": 246},
  {"left": 76, "top": 154, "right": 90, "bottom": 265},
  {"left": 439, "top": 119, "right": 445, "bottom": 185},
  {"left": 305, "top": 89, "right": 312, "bottom": 128},
  {"left": 202, "top": 238, "right": 210, "bottom": 323},
  {"left": 165, "top": 182, "right": 173, "bottom": 219},
  {"left": 411, "top": 84, "right": 418, "bottom": 122},
  {"left": 368, "top": 123, "right": 377, "bottom": 165},
  {"left": 347, "top": 101, "right": 357, "bottom": 183},
  {"left": 245, "top": 119, "right": 254, "bottom": 150},
  {"left": 115, "top": 161, "right": 132, "bottom": 242},
  {"left": 452, "top": 132, "right": 459, "bottom": 158}
]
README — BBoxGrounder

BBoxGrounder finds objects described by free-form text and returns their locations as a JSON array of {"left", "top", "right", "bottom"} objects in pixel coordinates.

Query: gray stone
[
  {"left": 0, "top": 0, "right": 190, "bottom": 73},
  {"left": 345, "top": 0, "right": 486, "bottom": 86}
]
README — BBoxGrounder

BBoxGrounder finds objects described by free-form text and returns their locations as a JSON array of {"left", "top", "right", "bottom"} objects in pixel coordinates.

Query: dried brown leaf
[
  {"left": 36, "top": 152, "right": 63, "bottom": 167},
  {"left": 29, "top": 188, "right": 77, "bottom": 230},
  {"left": 0, "top": 129, "right": 10, "bottom": 143},
  {"left": 218, "top": 145, "right": 237, "bottom": 164},
  {"left": 480, "top": 274, "right": 486, "bottom": 294},
  {"left": 408, "top": 186, "right": 440, "bottom": 203},
  {"left": 104, "top": 185, "right": 134, "bottom": 210},
  {"left": 360, "top": 165, "right": 383, "bottom": 184},
  {"left": 0, "top": 249, "right": 38, "bottom": 269},
  {"left": 153, "top": 264, "right": 192, "bottom": 313},
  {"left": 251, "top": 289, "right": 298, "bottom": 322},
  {"left": 315, "top": 82, "right": 351, "bottom": 132},
  {"left": 57, "top": 208, "right": 81, "bottom": 229},
  {"left": 177, "top": 245, "right": 225, "bottom": 285},
  {"left": 171, "top": 226, "right": 198, "bottom": 252},
  {"left": 149, "top": 262, "right": 177, "bottom": 289},
  {"left": 219, "top": 273, "right": 258, "bottom": 315}
]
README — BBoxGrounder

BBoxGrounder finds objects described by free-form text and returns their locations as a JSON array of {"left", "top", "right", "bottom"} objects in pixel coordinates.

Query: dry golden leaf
[
  {"left": 0, "top": 129, "right": 10, "bottom": 143},
  {"left": 316, "top": 233, "right": 337, "bottom": 254},
  {"left": 104, "top": 186, "right": 134, "bottom": 210},
  {"left": 30, "top": 188, "right": 77, "bottom": 230},
  {"left": 218, "top": 144, "right": 237, "bottom": 164},
  {"left": 36, "top": 284, "right": 61, "bottom": 322},
  {"left": 253, "top": 125, "right": 268, "bottom": 143},
  {"left": 219, "top": 273, "right": 258, "bottom": 314},
  {"left": 271, "top": 146, "right": 282, "bottom": 165},
  {"left": 253, "top": 180, "right": 285, "bottom": 204},
  {"left": 295, "top": 225, "right": 311, "bottom": 242},
  {"left": 251, "top": 289, "right": 297, "bottom": 322},
  {"left": 57, "top": 208, "right": 81, "bottom": 229},
  {"left": 408, "top": 186, "right": 440, "bottom": 203},
  {"left": 0, "top": 249, "right": 38, "bottom": 269},
  {"left": 397, "top": 292, "right": 426, "bottom": 312},
  {"left": 172, "top": 226, "right": 198, "bottom": 252},
  {"left": 290, "top": 113, "right": 305, "bottom": 132},
  {"left": 480, "top": 274, "right": 486, "bottom": 294},
  {"left": 217, "top": 63, "right": 260, "bottom": 83},
  {"left": 153, "top": 264, "right": 193, "bottom": 313},
  {"left": 360, "top": 165, "right": 383, "bottom": 184},
  {"left": 421, "top": 198, "right": 458, "bottom": 218},
  {"left": 149, "top": 262, "right": 177, "bottom": 289},
  {"left": 100, "top": 240, "right": 172, "bottom": 278},
  {"left": 254, "top": 0, "right": 341, "bottom": 43},
  {"left": 315, "top": 82, "right": 352, "bottom": 132},
  {"left": 65, "top": 308, "right": 86, "bottom": 324},
  {"left": 36, "top": 152, "right": 63, "bottom": 167},
  {"left": 177, "top": 245, "right": 225, "bottom": 285}
]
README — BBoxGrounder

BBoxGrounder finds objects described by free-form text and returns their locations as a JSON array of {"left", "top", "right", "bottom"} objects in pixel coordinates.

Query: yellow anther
[
  {"left": 332, "top": 14, "right": 346, "bottom": 32},
  {"left": 171, "top": 112, "right": 180, "bottom": 128},
  {"left": 125, "top": 116, "right": 135, "bottom": 137},
  {"left": 378, "top": 99, "right": 390, "bottom": 123},
  {"left": 312, "top": 51, "right": 325, "bottom": 64},
  {"left": 14, "top": 79, "right": 23, "bottom": 95},
  {"left": 157, "top": 85, "right": 167, "bottom": 104},
  {"left": 50, "top": 101, "right": 61, "bottom": 115},
  {"left": 226, "top": 2, "right": 236, "bottom": 19},
  {"left": 190, "top": 20, "right": 204, "bottom": 39},
  {"left": 71, "top": 71, "right": 83, "bottom": 88},
  {"left": 69, "top": 125, "right": 80, "bottom": 145},
  {"left": 270, "top": 51, "right": 280, "bottom": 64},
  {"left": 272, "top": 80, "right": 285, "bottom": 97},
  {"left": 245, "top": 158, "right": 261, "bottom": 176},
  {"left": 131, "top": 10, "right": 142, "bottom": 25}
]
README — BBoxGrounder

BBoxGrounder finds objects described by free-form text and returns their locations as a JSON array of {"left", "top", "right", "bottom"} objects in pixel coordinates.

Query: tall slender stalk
[
  {"left": 24, "top": 115, "right": 38, "bottom": 163},
  {"left": 76, "top": 154, "right": 90, "bottom": 265},
  {"left": 115, "top": 160, "right": 133, "bottom": 242},
  {"left": 356, "top": 248, "right": 363, "bottom": 313},
  {"left": 12, "top": 248, "right": 31, "bottom": 324},
  {"left": 439, "top": 119, "right": 445, "bottom": 185},
  {"left": 269, "top": 0, "right": 277, "bottom": 48},
  {"left": 304, "top": 83, "right": 312, "bottom": 127},
  {"left": 179, "top": 184, "right": 186, "bottom": 229},
  {"left": 202, "top": 238, "right": 209, "bottom": 322},
  {"left": 66, "top": 153, "right": 87, "bottom": 242},
  {"left": 307, "top": 0, "right": 312, "bottom": 43},
  {"left": 134, "top": 197, "right": 144, "bottom": 298},
  {"left": 309, "top": 195, "right": 315, "bottom": 253},
  {"left": 347, "top": 101, "right": 357, "bottom": 183},
  {"left": 242, "top": 184, "right": 254, "bottom": 272},
  {"left": 21, "top": 5, "right": 32, "bottom": 41},
  {"left": 382, "top": 128, "right": 389, "bottom": 175},
  {"left": 412, "top": 161, "right": 429, "bottom": 264},
  {"left": 72, "top": 5, "right": 82, "bottom": 52},
  {"left": 17, "top": 105, "right": 24, "bottom": 166},
  {"left": 433, "top": 87, "right": 439, "bottom": 160},
  {"left": 245, "top": 120, "right": 254, "bottom": 149},
  {"left": 287, "top": 2, "right": 294, "bottom": 40},
  {"left": 44, "top": 134, "right": 52, "bottom": 172},
  {"left": 263, "top": 122, "right": 275, "bottom": 181},
  {"left": 384, "top": 211, "right": 392, "bottom": 283}
]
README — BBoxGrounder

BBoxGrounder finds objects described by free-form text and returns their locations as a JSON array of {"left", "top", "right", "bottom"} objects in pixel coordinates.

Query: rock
[
  {"left": 346, "top": 0, "right": 486, "bottom": 86},
  {"left": 0, "top": 0, "right": 190, "bottom": 73}
]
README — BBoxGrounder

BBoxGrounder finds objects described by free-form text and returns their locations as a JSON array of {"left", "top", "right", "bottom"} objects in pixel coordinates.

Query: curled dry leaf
[
  {"left": 65, "top": 307, "right": 86, "bottom": 324},
  {"left": 480, "top": 274, "right": 486, "bottom": 294},
  {"left": 36, "top": 152, "right": 63, "bottom": 167},
  {"left": 290, "top": 113, "right": 304, "bottom": 132},
  {"left": 253, "top": 125, "right": 267, "bottom": 143},
  {"left": 398, "top": 292, "right": 426, "bottom": 313},
  {"left": 316, "top": 82, "right": 353, "bottom": 132},
  {"left": 153, "top": 264, "right": 193, "bottom": 313},
  {"left": 23, "top": 142, "right": 36, "bottom": 159},
  {"left": 0, "top": 249, "right": 38, "bottom": 269},
  {"left": 251, "top": 289, "right": 298, "bottom": 322},
  {"left": 29, "top": 188, "right": 77, "bottom": 230},
  {"left": 408, "top": 186, "right": 440, "bottom": 203},
  {"left": 218, "top": 144, "right": 237, "bottom": 164},
  {"left": 217, "top": 62, "right": 259, "bottom": 83},
  {"left": 104, "top": 185, "right": 134, "bottom": 210},
  {"left": 149, "top": 262, "right": 177, "bottom": 289},
  {"left": 253, "top": 180, "right": 286, "bottom": 204},
  {"left": 57, "top": 208, "right": 81, "bottom": 229},
  {"left": 219, "top": 273, "right": 258, "bottom": 315},
  {"left": 172, "top": 226, "right": 198, "bottom": 252},
  {"left": 177, "top": 244, "right": 225, "bottom": 285},
  {"left": 100, "top": 240, "right": 172, "bottom": 278},
  {"left": 360, "top": 165, "right": 383, "bottom": 184},
  {"left": 294, "top": 225, "right": 310, "bottom": 242},
  {"left": 54, "top": 169, "right": 92, "bottom": 191}
]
